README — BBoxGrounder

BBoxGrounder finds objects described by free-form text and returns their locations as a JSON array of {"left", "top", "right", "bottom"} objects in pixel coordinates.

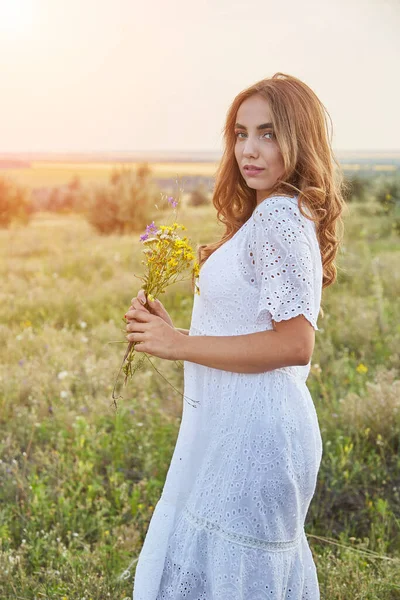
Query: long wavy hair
[{"left": 194, "top": 72, "right": 347, "bottom": 294}]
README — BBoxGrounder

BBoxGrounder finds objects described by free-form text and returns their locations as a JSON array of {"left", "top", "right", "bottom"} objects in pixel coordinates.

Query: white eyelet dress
[{"left": 132, "top": 194, "right": 324, "bottom": 600}]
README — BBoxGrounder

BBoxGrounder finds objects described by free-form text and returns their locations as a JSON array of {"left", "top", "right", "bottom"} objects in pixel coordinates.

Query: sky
[{"left": 0, "top": 0, "right": 399, "bottom": 153}]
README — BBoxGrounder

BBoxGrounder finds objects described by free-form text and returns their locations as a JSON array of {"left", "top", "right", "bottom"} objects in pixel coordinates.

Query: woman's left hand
[{"left": 125, "top": 308, "right": 183, "bottom": 361}]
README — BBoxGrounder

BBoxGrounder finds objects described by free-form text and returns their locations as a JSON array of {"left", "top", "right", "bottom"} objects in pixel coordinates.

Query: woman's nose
[{"left": 243, "top": 137, "right": 259, "bottom": 156}]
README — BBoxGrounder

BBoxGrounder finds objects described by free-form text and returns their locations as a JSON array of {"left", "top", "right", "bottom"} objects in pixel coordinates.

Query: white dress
[{"left": 132, "top": 194, "right": 324, "bottom": 600}]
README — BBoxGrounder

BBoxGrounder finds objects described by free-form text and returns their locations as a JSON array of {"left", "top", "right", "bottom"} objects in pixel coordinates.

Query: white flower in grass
[
  {"left": 57, "top": 370, "right": 68, "bottom": 380},
  {"left": 60, "top": 390, "right": 68, "bottom": 399},
  {"left": 79, "top": 321, "right": 87, "bottom": 329}
]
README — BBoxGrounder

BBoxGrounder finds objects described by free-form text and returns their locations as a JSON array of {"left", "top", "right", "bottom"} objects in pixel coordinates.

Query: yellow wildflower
[{"left": 356, "top": 363, "right": 368, "bottom": 374}]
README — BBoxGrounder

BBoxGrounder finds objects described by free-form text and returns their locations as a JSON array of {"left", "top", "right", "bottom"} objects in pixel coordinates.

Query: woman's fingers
[
  {"left": 138, "top": 289, "right": 147, "bottom": 305},
  {"left": 125, "top": 296, "right": 149, "bottom": 320},
  {"left": 132, "top": 297, "right": 149, "bottom": 312},
  {"left": 131, "top": 289, "right": 147, "bottom": 306},
  {"left": 125, "top": 309, "right": 152, "bottom": 322}
]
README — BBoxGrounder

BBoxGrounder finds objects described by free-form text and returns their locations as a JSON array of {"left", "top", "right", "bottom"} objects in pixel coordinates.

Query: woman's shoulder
[
  {"left": 252, "top": 194, "right": 302, "bottom": 224},
  {"left": 252, "top": 193, "right": 318, "bottom": 244}
]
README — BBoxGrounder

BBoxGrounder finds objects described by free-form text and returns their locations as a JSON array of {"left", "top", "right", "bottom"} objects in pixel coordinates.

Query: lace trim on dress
[{"left": 183, "top": 506, "right": 304, "bottom": 553}]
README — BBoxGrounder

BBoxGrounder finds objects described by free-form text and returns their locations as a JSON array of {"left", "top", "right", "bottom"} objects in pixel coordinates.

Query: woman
[{"left": 126, "top": 72, "right": 346, "bottom": 599}]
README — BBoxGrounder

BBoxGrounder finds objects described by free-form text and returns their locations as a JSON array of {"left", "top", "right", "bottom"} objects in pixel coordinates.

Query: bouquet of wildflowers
[{"left": 112, "top": 188, "right": 200, "bottom": 403}]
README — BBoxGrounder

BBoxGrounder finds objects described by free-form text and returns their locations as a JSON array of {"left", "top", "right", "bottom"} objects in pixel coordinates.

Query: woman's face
[{"left": 234, "top": 93, "right": 285, "bottom": 205}]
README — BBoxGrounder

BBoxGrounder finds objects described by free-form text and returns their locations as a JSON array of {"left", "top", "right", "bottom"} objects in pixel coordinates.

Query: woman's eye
[{"left": 234, "top": 131, "right": 274, "bottom": 139}]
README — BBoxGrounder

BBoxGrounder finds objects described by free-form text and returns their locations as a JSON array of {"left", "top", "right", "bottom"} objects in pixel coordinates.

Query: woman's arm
[
  {"left": 178, "top": 315, "right": 314, "bottom": 374},
  {"left": 176, "top": 328, "right": 190, "bottom": 336}
]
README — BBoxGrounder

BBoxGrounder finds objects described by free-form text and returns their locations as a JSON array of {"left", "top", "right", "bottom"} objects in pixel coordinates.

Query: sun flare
[{"left": 0, "top": 0, "right": 33, "bottom": 37}]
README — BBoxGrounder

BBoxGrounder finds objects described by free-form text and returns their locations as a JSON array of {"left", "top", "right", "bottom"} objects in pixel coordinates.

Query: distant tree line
[
  {"left": 1, "top": 165, "right": 399, "bottom": 235},
  {"left": 0, "top": 176, "right": 33, "bottom": 228}
]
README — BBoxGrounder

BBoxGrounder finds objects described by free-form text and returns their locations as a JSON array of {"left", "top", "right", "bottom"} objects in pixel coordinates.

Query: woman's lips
[{"left": 244, "top": 167, "right": 264, "bottom": 176}]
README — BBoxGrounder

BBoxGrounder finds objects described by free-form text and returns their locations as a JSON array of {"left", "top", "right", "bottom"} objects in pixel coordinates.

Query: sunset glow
[
  {"left": 0, "top": 0, "right": 33, "bottom": 37},
  {"left": 0, "top": 0, "right": 398, "bottom": 153}
]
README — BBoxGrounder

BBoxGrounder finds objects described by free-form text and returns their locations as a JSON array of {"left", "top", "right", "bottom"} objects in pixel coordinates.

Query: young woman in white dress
[{"left": 125, "top": 72, "right": 346, "bottom": 600}]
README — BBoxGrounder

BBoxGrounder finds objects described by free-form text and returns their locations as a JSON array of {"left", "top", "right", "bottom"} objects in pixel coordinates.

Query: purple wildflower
[
  {"left": 167, "top": 196, "right": 178, "bottom": 208},
  {"left": 140, "top": 221, "right": 158, "bottom": 242},
  {"left": 146, "top": 221, "right": 158, "bottom": 234}
]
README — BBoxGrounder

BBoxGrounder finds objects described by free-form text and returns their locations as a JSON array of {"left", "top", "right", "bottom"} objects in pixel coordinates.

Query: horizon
[{"left": 1, "top": 149, "right": 400, "bottom": 158}]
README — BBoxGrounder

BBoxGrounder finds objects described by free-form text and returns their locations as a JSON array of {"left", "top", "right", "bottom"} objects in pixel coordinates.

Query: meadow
[{"left": 0, "top": 173, "right": 400, "bottom": 599}]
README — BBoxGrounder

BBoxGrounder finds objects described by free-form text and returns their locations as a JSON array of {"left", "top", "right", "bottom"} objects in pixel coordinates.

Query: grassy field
[{"left": 1, "top": 197, "right": 400, "bottom": 599}]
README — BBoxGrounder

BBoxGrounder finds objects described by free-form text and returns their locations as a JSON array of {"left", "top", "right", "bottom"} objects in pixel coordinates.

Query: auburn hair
[{"left": 194, "top": 72, "right": 347, "bottom": 295}]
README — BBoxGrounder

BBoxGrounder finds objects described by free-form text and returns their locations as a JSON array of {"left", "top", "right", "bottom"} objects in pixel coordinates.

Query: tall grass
[{"left": 0, "top": 199, "right": 399, "bottom": 599}]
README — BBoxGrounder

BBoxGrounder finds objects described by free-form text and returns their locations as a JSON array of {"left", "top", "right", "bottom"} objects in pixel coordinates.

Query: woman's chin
[{"left": 245, "top": 179, "right": 270, "bottom": 190}]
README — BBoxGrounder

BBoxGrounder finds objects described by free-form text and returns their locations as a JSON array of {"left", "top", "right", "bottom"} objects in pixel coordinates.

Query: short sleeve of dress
[{"left": 251, "top": 197, "right": 321, "bottom": 330}]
